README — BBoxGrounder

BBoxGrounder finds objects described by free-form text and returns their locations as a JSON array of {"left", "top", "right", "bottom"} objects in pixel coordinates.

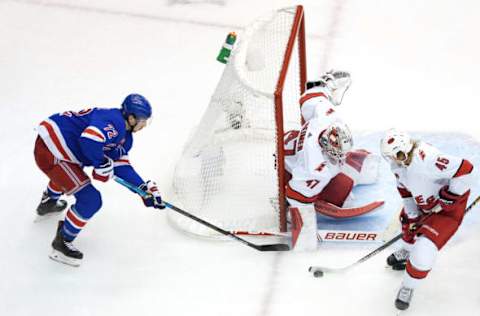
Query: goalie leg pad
[
  {"left": 343, "top": 150, "right": 380, "bottom": 185},
  {"left": 314, "top": 200, "right": 383, "bottom": 218},
  {"left": 316, "top": 172, "right": 354, "bottom": 207},
  {"left": 289, "top": 206, "right": 317, "bottom": 251}
]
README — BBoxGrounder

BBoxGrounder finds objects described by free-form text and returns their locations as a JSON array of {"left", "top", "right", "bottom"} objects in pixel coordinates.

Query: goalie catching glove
[
  {"left": 305, "top": 70, "right": 352, "bottom": 106},
  {"left": 139, "top": 180, "right": 165, "bottom": 209}
]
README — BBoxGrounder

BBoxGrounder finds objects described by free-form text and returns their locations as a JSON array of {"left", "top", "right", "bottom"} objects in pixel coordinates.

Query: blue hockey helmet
[{"left": 121, "top": 94, "right": 152, "bottom": 120}]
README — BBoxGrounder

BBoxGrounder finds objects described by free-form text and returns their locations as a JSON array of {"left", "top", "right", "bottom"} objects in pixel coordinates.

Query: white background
[{"left": 1, "top": 0, "right": 479, "bottom": 315}]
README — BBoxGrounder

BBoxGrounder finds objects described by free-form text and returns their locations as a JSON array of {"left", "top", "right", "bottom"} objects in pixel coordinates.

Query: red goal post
[{"left": 275, "top": 5, "right": 307, "bottom": 231}]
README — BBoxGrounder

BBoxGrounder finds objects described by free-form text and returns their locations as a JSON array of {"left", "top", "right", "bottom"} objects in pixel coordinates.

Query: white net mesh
[{"left": 170, "top": 6, "right": 304, "bottom": 237}]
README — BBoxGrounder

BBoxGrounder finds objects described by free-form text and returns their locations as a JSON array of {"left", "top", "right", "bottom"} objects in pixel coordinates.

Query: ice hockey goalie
[{"left": 284, "top": 70, "right": 382, "bottom": 218}]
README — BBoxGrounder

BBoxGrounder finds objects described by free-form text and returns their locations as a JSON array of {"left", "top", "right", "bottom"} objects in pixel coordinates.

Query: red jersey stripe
[
  {"left": 40, "top": 121, "right": 71, "bottom": 161},
  {"left": 453, "top": 159, "right": 473, "bottom": 178},
  {"left": 299, "top": 92, "right": 327, "bottom": 106},
  {"left": 66, "top": 209, "right": 86, "bottom": 228},
  {"left": 406, "top": 260, "right": 430, "bottom": 279},
  {"left": 397, "top": 187, "right": 413, "bottom": 198},
  {"left": 83, "top": 128, "right": 106, "bottom": 142}
]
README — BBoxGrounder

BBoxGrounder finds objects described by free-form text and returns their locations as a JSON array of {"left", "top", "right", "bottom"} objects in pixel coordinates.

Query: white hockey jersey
[
  {"left": 390, "top": 141, "right": 474, "bottom": 218},
  {"left": 299, "top": 86, "right": 338, "bottom": 123},
  {"left": 284, "top": 85, "right": 381, "bottom": 207}
]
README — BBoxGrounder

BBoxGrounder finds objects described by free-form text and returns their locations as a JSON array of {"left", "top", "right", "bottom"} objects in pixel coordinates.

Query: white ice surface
[{"left": 1, "top": 1, "right": 480, "bottom": 315}]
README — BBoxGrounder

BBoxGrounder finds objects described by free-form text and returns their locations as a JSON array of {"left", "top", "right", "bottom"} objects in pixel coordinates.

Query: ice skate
[
  {"left": 49, "top": 221, "right": 83, "bottom": 267},
  {"left": 35, "top": 191, "right": 67, "bottom": 222},
  {"left": 395, "top": 286, "right": 414, "bottom": 310},
  {"left": 387, "top": 248, "right": 409, "bottom": 270}
]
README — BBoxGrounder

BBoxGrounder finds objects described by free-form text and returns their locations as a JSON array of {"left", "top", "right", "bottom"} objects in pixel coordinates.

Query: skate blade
[
  {"left": 49, "top": 250, "right": 82, "bottom": 267},
  {"left": 385, "top": 264, "right": 406, "bottom": 271},
  {"left": 34, "top": 211, "right": 63, "bottom": 223}
]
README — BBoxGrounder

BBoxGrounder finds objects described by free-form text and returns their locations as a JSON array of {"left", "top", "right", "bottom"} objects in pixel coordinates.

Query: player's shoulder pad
[
  {"left": 82, "top": 108, "right": 126, "bottom": 143},
  {"left": 414, "top": 141, "right": 463, "bottom": 177},
  {"left": 411, "top": 142, "right": 439, "bottom": 170},
  {"left": 389, "top": 160, "right": 402, "bottom": 172},
  {"left": 412, "top": 142, "right": 437, "bottom": 162}
]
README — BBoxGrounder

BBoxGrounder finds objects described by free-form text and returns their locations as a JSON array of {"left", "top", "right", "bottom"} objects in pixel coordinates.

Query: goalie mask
[
  {"left": 319, "top": 121, "right": 353, "bottom": 163},
  {"left": 380, "top": 129, "right": 414, "bottom": 167}
]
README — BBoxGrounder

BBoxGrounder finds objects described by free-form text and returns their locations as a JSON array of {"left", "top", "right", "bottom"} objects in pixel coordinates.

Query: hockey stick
[
  {"left": 309, "top": 194, "right": 480, "bottom": 277},
  {"left": 113, "top": 176, "right": 290, "bottom": 252},
  {"left": 232, "top": 230, "right": 290, "bottom": 237}
]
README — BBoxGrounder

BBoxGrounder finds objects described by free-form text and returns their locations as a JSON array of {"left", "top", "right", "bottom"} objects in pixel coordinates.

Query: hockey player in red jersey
[
  {"left": 380, "top": 129, "right": 474, "bottom": 310},
  {"left": 34, "top": 94, "right": 165, "bottom": 267},
  {"left": 284, "top": 70, "right": 381, "bottom": 216}
]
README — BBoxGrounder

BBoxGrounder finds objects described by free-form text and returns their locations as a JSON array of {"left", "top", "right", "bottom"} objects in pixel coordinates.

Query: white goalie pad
[
  {"left": 290, "top": 206, "right": 317, "bottom": 251},
  {"left": 342, "top": 151, "right": 381, "bottom": 185},
  {"left": 355, "top": 152, "right": 381, "bottom": 185}
]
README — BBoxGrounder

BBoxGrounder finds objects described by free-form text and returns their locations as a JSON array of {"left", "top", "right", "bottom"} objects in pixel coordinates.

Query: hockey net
[{"left": 169, "top": 6, "right": 307, "bottom": 237}]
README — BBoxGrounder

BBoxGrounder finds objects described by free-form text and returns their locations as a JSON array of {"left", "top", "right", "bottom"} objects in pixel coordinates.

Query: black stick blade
[{"left": 256, "top": 243, "right": 290, "bottom": 251}]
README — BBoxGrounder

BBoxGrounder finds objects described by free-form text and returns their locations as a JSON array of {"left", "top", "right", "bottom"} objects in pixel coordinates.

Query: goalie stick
[
  {"left": 309, "top": 194, "right": 480, "bottom": 276},
  {"left": 114, "top": 176, "right": 290, "bottom": 252}
]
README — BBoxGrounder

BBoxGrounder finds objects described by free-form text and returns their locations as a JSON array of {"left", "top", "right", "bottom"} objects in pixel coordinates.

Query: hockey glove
[
  {"left": 92, "top": 158, "right": 114, "bottom": 182},
  {"left": 438, "top": 185, "right": 467, "bottom": 213},
  {"left": 139, "top": 180, "right": 165, "bottom": 209},
  {"left": 399, "top": 209, "right": 421, "bottom": 244}
]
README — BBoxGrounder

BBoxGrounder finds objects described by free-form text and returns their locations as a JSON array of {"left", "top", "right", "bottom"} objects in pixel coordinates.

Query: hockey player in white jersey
[
  {"left": 284, "top": 70, "right": 381, "bottom": 215},
  {"left": 380, "top": 129, "right": 474, "bottom": 311}
]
